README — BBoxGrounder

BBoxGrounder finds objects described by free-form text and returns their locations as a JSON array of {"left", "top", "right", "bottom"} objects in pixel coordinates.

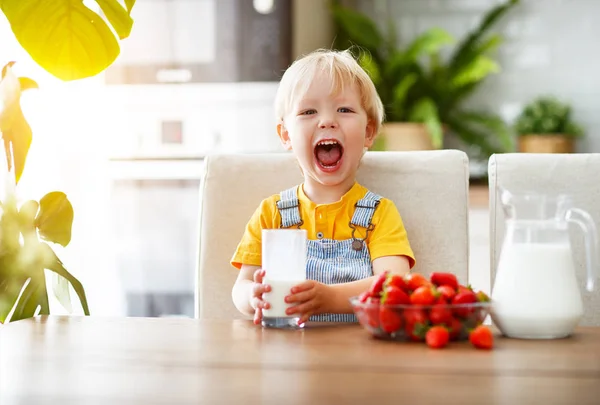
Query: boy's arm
[
  {"left": 232, "top": 264, "right": 261, "bottom": 317},
  {"left": 326, "top": 255, "right": 411, "bottom": 314}
]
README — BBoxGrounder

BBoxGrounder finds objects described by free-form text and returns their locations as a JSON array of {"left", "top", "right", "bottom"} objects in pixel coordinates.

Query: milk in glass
[{"left": 261, "top": 229, "right": 307, "bottom": 328}]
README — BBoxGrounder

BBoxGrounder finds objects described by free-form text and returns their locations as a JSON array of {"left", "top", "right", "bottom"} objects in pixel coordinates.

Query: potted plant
[
  {"left": 0, "top": 0, "right": 137, "bottom": 323},
  {"left": 330, "top": 0, "right": 518, "bottom": 157},
  {"left": 514, "top": 96, "right": 584, "bottom": 153}
]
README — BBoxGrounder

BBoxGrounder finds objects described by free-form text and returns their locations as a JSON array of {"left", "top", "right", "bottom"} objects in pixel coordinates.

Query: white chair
[
  {"left": 488, "top": 153, "right": 600, "bottom": 325},
  {"left": 197, "top": 150, "right": 470, "bottom": 319}
]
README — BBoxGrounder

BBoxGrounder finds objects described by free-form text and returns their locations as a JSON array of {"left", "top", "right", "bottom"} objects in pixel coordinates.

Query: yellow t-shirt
[{"left": 231, "top": 182, "right": 415, "bottom": 270}]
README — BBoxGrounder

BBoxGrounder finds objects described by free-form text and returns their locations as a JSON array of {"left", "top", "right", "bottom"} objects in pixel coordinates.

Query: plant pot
[
  {"left": 380, "top": 123, "right": 438, "bottom": 151},
  {"left": 518, "top": 134, "right": 574, "bottom": 153}
]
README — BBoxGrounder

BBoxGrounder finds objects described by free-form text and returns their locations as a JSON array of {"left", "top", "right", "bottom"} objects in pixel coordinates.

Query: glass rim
[
  {"left": 499, "top": 188, "right": 573, "bottom": 204},
  {"left": 349, "top": 296, "right": 492, "bottom": 309}
]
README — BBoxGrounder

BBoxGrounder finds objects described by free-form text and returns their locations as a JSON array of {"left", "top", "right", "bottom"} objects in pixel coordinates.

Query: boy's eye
[
  {"left": 299, "top": 109, "right": 316, "bottom": 115},
  {"left": 338, "top": 107, "right": 354, "bottom": 113}
]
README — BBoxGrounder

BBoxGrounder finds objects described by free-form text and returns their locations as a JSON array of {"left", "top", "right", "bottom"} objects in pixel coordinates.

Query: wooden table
[{"left": 1, "top": 316, "right": 599, "bottom": 404}]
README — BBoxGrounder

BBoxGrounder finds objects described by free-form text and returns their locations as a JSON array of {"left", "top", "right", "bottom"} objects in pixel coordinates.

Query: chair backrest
[
  {"left": 197, "top": 150, "right": 470, "bottom": 319},
  {"left": 489, "top": 153, "right": 600, "bottom": 325}
]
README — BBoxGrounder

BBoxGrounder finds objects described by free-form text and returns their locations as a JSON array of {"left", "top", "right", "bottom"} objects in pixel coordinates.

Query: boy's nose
[{"left": 319, "top": 119, "right": 338, "bottom": 129}]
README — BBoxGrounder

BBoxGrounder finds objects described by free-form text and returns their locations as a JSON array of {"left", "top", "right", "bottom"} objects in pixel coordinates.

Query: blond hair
[{"left": 274, "top": 49, "right": 385, "bottom": 135}]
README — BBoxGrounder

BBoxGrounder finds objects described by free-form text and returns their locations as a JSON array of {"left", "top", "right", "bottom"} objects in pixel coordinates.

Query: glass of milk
[{"left": 261, "top": 229, "right": 307, "bottom": 329}]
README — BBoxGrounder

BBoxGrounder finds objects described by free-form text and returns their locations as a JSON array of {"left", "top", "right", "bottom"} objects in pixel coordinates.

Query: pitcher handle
[{"left": 566, "top": 208, "right": 598, "bottom": 292}]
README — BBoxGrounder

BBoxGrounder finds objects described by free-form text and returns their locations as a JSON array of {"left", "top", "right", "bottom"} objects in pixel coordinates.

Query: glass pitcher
[{"left": 491, "top": 188, "right": 598, "bottom": 339}]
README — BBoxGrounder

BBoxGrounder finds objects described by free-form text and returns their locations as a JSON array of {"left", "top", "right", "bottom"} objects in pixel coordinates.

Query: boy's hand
[
  {"left": 285, "top": 280, "right": 332, "bottom": 324},
  {"left": 250, "top": 269, "right": 271, "bottom": 325}
]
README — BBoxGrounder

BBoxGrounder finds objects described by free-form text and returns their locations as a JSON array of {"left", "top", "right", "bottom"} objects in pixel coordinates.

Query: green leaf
[
  {"left": 124, "top": 0, "right": 135, "bottom": 13},
  {"left": 390, "top": 73, "right": 418, "bottom": 119},
  {"left": 10, "top": 277, "right": 40, "bottom": 322},
  {"left": 409, "top": 98, "right": 444, "bottom": 149},
  {"left": 449, "top": 0, "right": 519, "bottom": 75},
  {"left": 2, "top": 0, "right": 121, "bottom": 81},
  {"left": 514, "top": 96, "right": 583, "bottom": 138},
  {"left": 330, "top": 4, "right": 383, "bottom": 52},
  {"left": 405, "top": 28, "right": 455, "bottom": 61},
  {"left": 455, "top": 111, "right": 513, "bottom": 152},
  {"left": 0, "top": 62, "right": 31, "bottom": 184},
  {"left": 383, "top": 51, "right": 413, "bottom": 79},
  {"left": 477, "top": 34, "right": 504, "bottom": 56},
  {"left": 18, "top": 199, "right": 38, "bottom": 233},
  {"left": 39, "top": 243, "right": 90, "bottom": 316},
  {"left": 35, "top": 192, "right": 74, "bottom": 247},
  {"left": 0, "top": 278, "right": 31, "bottom": 323},
  {"left": 95, "top": 0, "right": 134, "bottom": 40},
  {"left": 52, "top": 273, "right": 73, "bottom": 313},
  {"left": 358, "top": 52, "right": 382, "bottom": 87},
  {"left": 8, "top": 257, "right": 50, "bottom": 323},
  {"left": 450, "top": 56, "right": 500, "bottom": 87},
  {"left": 18, "top": 77, "right": 38, "bottom": 91},
  {"left": 445, "top": 113, "right": 509, "bottom": 158}
]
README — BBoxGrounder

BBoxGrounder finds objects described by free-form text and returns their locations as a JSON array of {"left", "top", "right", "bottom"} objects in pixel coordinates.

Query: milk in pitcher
[{"left": 492, "top": 243, "right": 583, "bottom": 339}]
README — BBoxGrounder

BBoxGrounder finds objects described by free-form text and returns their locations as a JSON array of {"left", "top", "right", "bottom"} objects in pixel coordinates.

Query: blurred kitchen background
[{"left": 1, "top": 0, "right": 598, "bottom": 318}]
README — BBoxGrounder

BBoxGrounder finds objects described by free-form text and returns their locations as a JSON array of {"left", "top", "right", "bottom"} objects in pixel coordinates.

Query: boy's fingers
[
  {"left": 253, "top": 308, "right": 262, "bottom": 324},
  {"left": 291, "top": 280, "right": 313, "bottom": 293},
  {"left": 251, "top": 297, "right": 270, "bottom": 310},
  {"left": 286, "top": 301, "right": 314, "bottom": 315},
  {"left": 285, "top": 290, "right": 313, "bottom": 303},
  {"left": 253, "top": 269, "right": 265, "bottom": 283},
  {"left": 298, "top": 313, "right": 312, "bottom": 325},
  {"left": 252, "top": 283, "right": 271, "bottom": 297}
]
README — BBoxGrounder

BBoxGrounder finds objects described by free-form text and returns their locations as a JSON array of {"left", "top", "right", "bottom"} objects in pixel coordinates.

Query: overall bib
[{"left": 276, "top": 186, "right": 381, "bottom": 322}]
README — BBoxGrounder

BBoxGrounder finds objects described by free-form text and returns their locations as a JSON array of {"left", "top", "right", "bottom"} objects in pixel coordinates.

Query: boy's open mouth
[{"left": 314, "top": 139, "right": 344, "bottom": 170}]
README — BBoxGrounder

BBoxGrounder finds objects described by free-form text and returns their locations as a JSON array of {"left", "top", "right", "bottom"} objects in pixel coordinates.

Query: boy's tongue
[{"left": 316, "top": 144, "right": 342, "bottom": 166}]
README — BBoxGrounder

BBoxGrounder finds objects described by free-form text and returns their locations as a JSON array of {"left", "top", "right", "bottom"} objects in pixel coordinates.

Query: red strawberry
[
  {"left": 436, "top": 285, "right": 456, "bottom": 303},
  {"left": 425, "top": 326, "right": 450, "bottom": 349},
  {"left": 452, "top": 289, "right": 478, "bottom": 318},
  {"left": 358, "top": 291, "right": 370, "bottom": 303},
  {"left": 365, "top": 297, "right": 380, "bottom": 329},
  {"left": 380, "top": 307, "right": 403, "bottom": 333},
  {"left": 469, "top": 325, "right": 494, "bottom": 350},
  {"left": 430, "top": 272, "right": 459, "bottom": 290},
  {"left": 447, "top": 317, "right": 463, "bottom": 340},
  {"left": 457, "top": 284, "right": 473, "bottom": 294},
  {"left": 403, "top": 273, "right": 430, "bottom": 291},
  {"left": 367, "top": 271, "right": 389, "bottom": 298},
  {"left": 409, "top": 285, "right": 437, "bottom": 306},
  {"left": 429, "top": 304, "right": 453, "bottom": 325},
  {"left": 385, "top": 274, "right": 409, "bottom": 292},
  {"left": 381, "top": 285, "right": 410, "bottom": 305},
  {"left": 403, "top": 308, "right": 429, "bottom": 341}
]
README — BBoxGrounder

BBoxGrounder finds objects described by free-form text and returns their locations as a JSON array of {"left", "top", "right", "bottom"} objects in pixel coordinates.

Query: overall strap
[
  {"left": 350, "top": 191, "right": 382, "bottom": 228},
  {"left": 276, "top": 186, "right": 303, "bottom": 228},
  {"left": 348, "top": 191, "right": 381, "bottom": 250}
]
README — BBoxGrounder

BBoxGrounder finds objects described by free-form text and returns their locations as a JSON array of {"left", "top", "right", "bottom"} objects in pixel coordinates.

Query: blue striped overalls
[{"left": 276, "top": 186, "right": 382, "bottom": 322}]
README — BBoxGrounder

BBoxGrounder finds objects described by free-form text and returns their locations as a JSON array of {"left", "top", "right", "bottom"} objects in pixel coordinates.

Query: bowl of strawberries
[{"left": 350, "top": 271, "right": 492, "bottom": 347}]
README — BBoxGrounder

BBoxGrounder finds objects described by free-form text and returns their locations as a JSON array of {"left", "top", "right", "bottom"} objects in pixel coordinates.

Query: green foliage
[
  {"left": 0, "top": 190, "right": 88, "bottom": 323},
  {"left": 331, "top": 0, "right": 519, "bottom": 157},
  {"left": 1, "top": 0, "right": 136, "bottom": 81},
  {"left": 515, "top": 96, "right": 584, "bottom": 138},
  {"left": 0, "top": 0, "right": 137, "bottom": 322}
]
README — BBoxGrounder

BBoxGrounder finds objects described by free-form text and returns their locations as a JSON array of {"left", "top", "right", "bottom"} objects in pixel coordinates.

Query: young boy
[{"left": 231, "top": 49, "right": 415, "bottom": 325}]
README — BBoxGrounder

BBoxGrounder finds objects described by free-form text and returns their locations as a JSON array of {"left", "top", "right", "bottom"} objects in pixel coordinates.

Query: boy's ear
[
  {"left": 277, "top": 121, "right": 293, "bottom": 150},
  {"left": 364, "top": 120, "right": 377, "bottom": 148}
]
